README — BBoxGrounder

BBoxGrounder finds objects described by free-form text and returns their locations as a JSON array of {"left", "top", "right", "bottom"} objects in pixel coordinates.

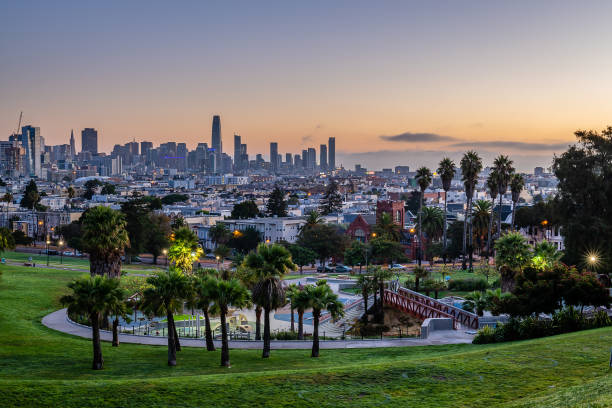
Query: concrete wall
[{"left": 420, "top": 318, "right": 453, "bottom": 339}]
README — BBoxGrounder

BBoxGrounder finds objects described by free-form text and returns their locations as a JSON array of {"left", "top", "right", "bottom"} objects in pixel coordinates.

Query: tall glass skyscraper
[
  {"left": 319, "top": 144, "right": 328, "bottom": 171},
  {"left": 21, "top": 125, "right": 43, "bottom": 178},
  {"left": 270, "top": 142, "right": 278, "bottom": 173},
  {"left": 328, "top": 137, "right": 336, "bottom": 170},
  {"left": 81, "top": 128, "right": 98, "bottom": 155},
  {"left": 211, "top": 115, "right": 222, "bottom": 167}
]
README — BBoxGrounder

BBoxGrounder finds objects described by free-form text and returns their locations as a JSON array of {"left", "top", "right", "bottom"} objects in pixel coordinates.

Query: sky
[{"left": 2, "top": 0, "right": 612, "bottom": 171}]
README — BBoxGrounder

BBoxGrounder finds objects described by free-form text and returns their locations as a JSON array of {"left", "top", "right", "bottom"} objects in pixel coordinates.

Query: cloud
[
  {"left": 450, "top": 140, "right": 571, "bottom": 150},
  {"left": 379, "top": 132, "right": 457, "bottom": 143},
  {"left": 301, "top": 135, "right": 313, "bottom": 143}
]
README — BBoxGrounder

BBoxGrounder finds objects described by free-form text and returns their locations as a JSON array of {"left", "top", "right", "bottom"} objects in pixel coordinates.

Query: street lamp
[
  {"left": 46, "top": 239, "right": 51, "bottom": 266},
  {"left": 58, "top": 240, "right": 64, "bottom": 264},
  {"left": 162, "top": 249, "right": 168, "bottom": 268},
  {"left": 216, "top": 255, "right": 221, "bottom": 270}
]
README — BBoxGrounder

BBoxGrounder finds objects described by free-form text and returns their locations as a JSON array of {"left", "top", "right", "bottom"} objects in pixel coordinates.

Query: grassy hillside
[{"left": 0, "top": 264, "right": 610, "bottom": 407}]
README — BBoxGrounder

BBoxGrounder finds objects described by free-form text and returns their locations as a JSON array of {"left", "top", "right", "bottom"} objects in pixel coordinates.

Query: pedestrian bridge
[{"left": 383, "top": 287, "right": 479, "bottom": 330}]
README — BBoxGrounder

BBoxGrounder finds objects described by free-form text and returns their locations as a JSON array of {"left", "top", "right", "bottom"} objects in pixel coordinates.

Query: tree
[
  {"left": 0, "top": 227, "right": 16, "bottom": 254},
  {"left": 171, "top": 215, "right": 187, "bottom": 230},
  {"left": 495, "top": 232, "right": 530, "bottom": 292},
  {"left": 371, "top": 267, "right": 392, "bottom": 314},
  {"left": 2, "top": 193, "right": 13, "bottom": 228},
  {"left": 356, "top": 274, "right": 374, "bottom": 316},
  {"left": 209, "top": 223, "right": 231, "bottom": 247},
  {"left": 419, "top": 206, "right": 444, "bottom": 242},
  {"left": 168, "top": 227, "right": 202, "bottom": 274},
  {"left": 60, "top": 276, "right": 125, "bottom": 369},
  {"left": 100, "top": 183, "right": 116, "bottom": 195},
  {"left": 144, "top": 213, "right": 171, "bottom": 264},
  {"left": 66, "top": 186, "right": 76, "bottom": 199},
  {"left": 266, "top": 186, "right": 288, "bottom": 217},
  {"left": 108, "top": 292, "right": 131, "bottom": 347},
  {"left": 437, "top": 157, "right": 456, "bottom": 261},
  {"left": 486, "top": 170, "right": 499, "bottom": 260},
  {"left": 369, "top": 237, "right": 406, "bottom": 265},
  {"left": 415, "top": 167, "right": 432, "bottom": 265},
  {"left": 304, "top": 281, "right": 344, "bottom": 357},
  {"left": 12, "top": 230, "right": 33, "bottom": 246},
  {"left": 413, "top": 266, "right": 429, "bottom": 292},
  {"left": 58, "top": 219, "right": 84, "bottom": 252},
  {"left": 532, "top": 240, "right": 563, "bottom": 268},
  {"left": 214, "top": 244, "right": 231, "bottom": 261},
  {"left": 373, "top": 212, "right": 401, "bottom": 241},
  {"left": 344, "top": 240, "right": 366, "bottom": 272},
  {"left": 509, "top": 173, "right": 525, "bottom": 230},
  {"left": 288, "top": 244, "right": 317, "bottom": 274},
  {"left": 121, "top": 196, "right": 162, "bottom": 263},
  {"left": 227, "top": 227, "right": 261, "bottom": 254},
  {"left": 192, "top": 272, "right": 218, "bottom": 351},
  {"left": 294, "top": 289, "right": 311, "bottom": 340},
  {"left": 81, "top": 206, "right": 129, "bottom": 277},
  {"left": 471, "top": 200, "right": 492, "bottom": 253},
  {"left": 140, "top": 270, "right": 190, "bottom": 366},
  {"left": 82, "top": 179, "right": 103, "bottom": 200},
  {"left": 243, "top": 243, "right": 296, "bottom": 358},
  {"left": 493, "top": 155, "right": 515, "bottom": 238},
  {"left": 460, "top": 151, "right": 483, "bottom": 271},
  {"left": 297, "top": 223, "right": 347, "bottom": 266},
  {"left": 20, "top": 179, "right": 40, "bottom": 209},
  {"left": 209, "top": 277, "right": 250, "bottom": 367},
  {"left": 286, "top": 283, "right": 300, "bottom": 332},
  {"left": 462, "top": 291, "right": 487, "bottom": 316},
  {"left": 161, "top": 193, "right": 189, "bottom": 205},
  {"left": 319, "top": 180, "right": 343, "bottom": 215},
  {"left": 401, "top": 191, "right": 421, "bottom": 214},
  {"left": 230, "top": 200, "right": 260, "bottom": 219}
]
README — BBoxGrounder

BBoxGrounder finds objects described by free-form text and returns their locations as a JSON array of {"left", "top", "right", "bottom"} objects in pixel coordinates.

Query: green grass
[{"left": 0, "top": 264, "right": 611, "bottom": 407}]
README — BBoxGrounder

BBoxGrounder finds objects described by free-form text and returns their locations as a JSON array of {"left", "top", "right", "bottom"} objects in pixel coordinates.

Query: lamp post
[
  {"left": 162, "top": 249, "right": 168, "bottom": 269},
  {"left": 216, "top": 255, "right": 221, "bottom": 271},
  {"left": 58, "top": 239, "right": 64, "bottom": 264},
  {"left": 37, "top": 220, "right": 43, "bottom": 245},
  {"left": 46, "top": 239, "right": 51, "bottom": 266}
]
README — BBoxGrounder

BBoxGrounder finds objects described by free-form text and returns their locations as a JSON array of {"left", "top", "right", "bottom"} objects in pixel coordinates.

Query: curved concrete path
[{"left": 42, "top": 308, "right": 474, "bottom": 349}]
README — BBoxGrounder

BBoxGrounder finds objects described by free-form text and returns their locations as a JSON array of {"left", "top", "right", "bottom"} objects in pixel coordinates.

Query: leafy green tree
[
  {"left": 495, "top": 232, "right": 530, "bottom": 292},
  {"left": 303, "top": 281, "right": 344, "bottom": 357},
  {"left": 120, "top": 196, "right": 162, "bottom": 263},
  {"left": 20, "top": 179, "right": 40, "bottom": 209},
  {"left": 140, "top": 270, "right": 190, "bottom": 366},
  {"left": 161, "top": 193, "right": 189, "bottom": 205},
  {"left": 509, "top": 173, "right": 525, "bottom": 229},
  {"left": 11, "top": 230, "right": 33, "bottom": 246},
  {"left": 344, "top": 240, "right": 366, "bottom": 272},
  {"left": 82, "top": 179, "right": 103, "bottom": 200},
  {"left": 415, "top": 167, "right": 432, "bottom": 265},
  {"left": 214, "top": 244, "right": 231, "bottom": 261},
  {"left": 401, "top": 191, "right": 421, "bottom": 214},
  {"left": 60, "top": 276, "right": 125, "bottom": 369},
  {"left": 373, "top": 212, "right": 401, "bottom": 241},
  {"left": 297, "top": 223, "right": 348, "bottom": 266},
  {"left": 413, "top": 265, "right": 429, "bottom": 292},
  {"left": 171, "top": 215, "right": 187, "bottom": 230},
  {"left": 319, "top": 180, "right": 343, "bottom": 215},
  {"left": 145, "top": 213, "right": 171, "bottom": 264},
  {"left": 209, "top": 223, "right": 231, "bottom": 247},
  {"left": 209, "top": 277, "right": 250, "bottom": 367},
  {"left": 460, "top": 151, "right": 483, "bottom": 270},
  {"left": 288, "top": 244, "right": 317, "bottom": 274},
  {"left": 100, "top": 183, "right": 116, "bottom": 195},
  {"left": 266, "top": 186, "right": 288, "bottom": 217},
  {"left": 244, "top": 244, "right": 296, "bottom": 358},
  {"left": 369, "top": 237, "right": 406, "bottom": 265},
  {"left": 82, "top": 206, "right": 129, "bottom": 277},
  {"left": 230, "top": 200, "right": 260, "bottom": 219},
  {"left": 0, "top": 227, "right": 16, "bottom": 254},
  {"left": 227, "top": 227, "right": 261, "bottom": 254},
  {"left": 437, "top": 157, "right": 456, "bottom": 260}
]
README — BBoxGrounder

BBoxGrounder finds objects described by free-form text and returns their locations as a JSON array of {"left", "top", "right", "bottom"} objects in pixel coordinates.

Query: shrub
[
  {"left": 592, "top": 310, "right": 612, "bottom": 328},
  {"left": 270, "top": 331, "right": 300, "bottom": 340},
  {"left": 472, "top": 325, "right": 496, "bottom": 344},
  {"left": 448, "top": 277, "right": 488, "bottom": 291},
  {"left": 553, "top": 306, "right": 585, "bottom": 334}
]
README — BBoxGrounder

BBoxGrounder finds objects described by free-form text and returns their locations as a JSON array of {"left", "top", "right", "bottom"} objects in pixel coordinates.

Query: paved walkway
[{"left": 42, "top": 308, "right": 474, "bottom": 349}]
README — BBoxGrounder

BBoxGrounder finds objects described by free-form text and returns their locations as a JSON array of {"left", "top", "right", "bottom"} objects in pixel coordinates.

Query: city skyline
[{"left": 3, "top": 1, "right": 612, "bottom": 171}]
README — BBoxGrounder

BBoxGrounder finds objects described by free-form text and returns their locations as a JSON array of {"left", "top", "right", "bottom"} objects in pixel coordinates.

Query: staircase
[{"left": 318, "top": 295, "right": 374, "bottom": 338}]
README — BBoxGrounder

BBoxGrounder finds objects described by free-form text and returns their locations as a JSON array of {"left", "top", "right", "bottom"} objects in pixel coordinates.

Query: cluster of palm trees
[
  {"left": 414, "top": 153, "right": 525, "bottom": 271},
  {"left": 355, "top": 267, "right": 392, "bottom": 322}
]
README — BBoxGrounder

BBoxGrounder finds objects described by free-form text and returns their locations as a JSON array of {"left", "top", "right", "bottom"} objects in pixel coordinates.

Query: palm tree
[
  {"left": 509, "top": 173, "right": 525, "bottom": 230},
  {"left": 372, "top": 267, "right": 392, "bottom": 313},
  {"left": 356, "top": 274, "right": 373, "bottom": 316},
  {"left": 140, "top": 270, "right": 190, "bottom": 366},
  {"left": 460, "top": 151, "right": 483, "bottom": 271},
  {"left": 418, "top": 206, "right": 444, "bottom": 242},
  {"left": 81, "top": 206, "right": 130, "bottom": 278},
  {"left": 60, "top": 276, "right": 125, "bottom": 370},
  {"left": 471, "top": 200, "right": 492, "bottom": 254},
  {"left": 373, "top": 212, "right": 401, "bottom": 241},
  {"left": 2, "top": 193, "right": 13, "bottom": 228},
  {"left": 168, "top": 227, "right": 202, "bottom": 274},
  {"left": 109, "top": 294, "right": 131, "bottom": 347},
  {"left": 209, "top": 223, "right": 231, "bottom": 247},
  {"left": 192, "top": 273, "right": 218, "bottom": 351},
  {"left": 463, "top": 291, "right": 487, "bottom": 316},
  {"left": 437, "top": 158, "right": 455, "bottom": 262},
  {"left": 294, "top": 288, "right": 311, "bottom": 340},
  {"left": 493, "top": 155, "right": 515, "bottom": 238},
  {"left": 304, "top": 281, "right": 344, "bottom": 357},
  {"left": 415, "top": 167, "right": 433, "bottom": 266},
  {"left": 243, "top": 243, "right": 296, "bottom": 358},
  {"left": 209, "top": 277, "right": 250, "bottom": 367},
  {"left": 486, "top": 170, "right": 499, "bottom": 261},
  {"left": 286, "top": 283, "right": 300, "bottom": 332},
  {"left": 413, "top": 265, "right": 429, "bottom": 292},
  {"left": 304, "top": 210, "right": 323, "bottom": 230}
]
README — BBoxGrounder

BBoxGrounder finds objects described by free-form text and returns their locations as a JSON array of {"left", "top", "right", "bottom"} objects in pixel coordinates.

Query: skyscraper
[
  {"left": 211, "top": 115, "right": 222, "bottom": 169},
  {"left": 285, "top": 153, "right": 293, "bottom": 168},
  {"left": 301, "top": 149, "right": 308, "bottom": 169},
  {"left": 319, "top": 144, "right": 328, "bottom": 171},
  {"left": 234, "top": 134, "right": 241, "bottom": 171},
  {"left": 21, "top": 125, "right": 43, "bottom": 178},
  {"left": 69, "top": 129, "right": 76, "bottom": 158},
  {"left": 328, "top": 137, "right": 335, "bottom": 170},
  {"left": 307, "top": 147, "right": 316, "bottom": 170},
  {"left": 270, "top": 142, "right": 278, "bottom": 173},
  {"left": 81, "top": 128, "right": 98, "bottom": 155}
]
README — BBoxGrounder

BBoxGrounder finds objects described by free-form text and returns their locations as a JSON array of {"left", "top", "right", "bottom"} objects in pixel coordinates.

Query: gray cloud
[
  {"left": 450, "top": 140, "right": 571, "bottom": 150},
  {"left": 380, "top": 132, "right": 457, "bottom": 143},
  {"left": 301, "top": 135, "right": 313, "bottom": 143}
]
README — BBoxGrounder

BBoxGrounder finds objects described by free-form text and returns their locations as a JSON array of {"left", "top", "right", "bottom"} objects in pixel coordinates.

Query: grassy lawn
[{"left": 0, "top": 264, "right": 611, "bottom": 407}]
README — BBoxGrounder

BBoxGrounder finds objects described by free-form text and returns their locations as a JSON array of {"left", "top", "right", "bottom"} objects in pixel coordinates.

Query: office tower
[
  {"left": 21, "top": 126, "right": 43, "bottom": 178},
  {"left": 69, "top": 130, "right": 76, "bottom": 158},
  {"left": 534, "top": 166, "right": 544, "bottom": 176},
  {"left": 140, "top": 141, "right": 153, "bottom": 163},
  {"left": 328, "top": 137, "right": 335, "bottom": 170},
  {"left": 294, "top": 154, "right": 302, "bottom": 169},
  {"left": 233, "top": 134, "right": 241, "bottom": 170},
  {"left": 81, "top": 128, "right": 98, "bottom": 155},
  {"left": 285, "top": 153, "right": 293, "bottom": 167},
  {"left": 240, "top": 143, "right": 248, "bottom": 170},
  {"left": 319, "top": 144, "right": 328, "bottom": 171},
  {"left": 307, "top": 147, "right": 316, "bottom": 170},
  {"left": 127, "top": 140, "right": 139, "bottom": 156},
  {"left": 211, "top": 115, "right": 222, "bottom": 168},
  {"left": 301, "top": 149, "right": 308, "bottom": 168},
  {"left": 395, "top": 165, "right": 410, "bottom": 175},
  {"left": 270, "top": 142, "right": 278, "bottom": 173},
  {"left": 177, "top": 143, "right": 187, "bottom": 171}
]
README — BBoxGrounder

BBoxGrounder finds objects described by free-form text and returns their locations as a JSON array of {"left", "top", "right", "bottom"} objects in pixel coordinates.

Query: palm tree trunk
[
  {"left": 290, "top": 304, "right": 295, "bottom": 332},
  {"left": 167, "top": 311, "right": 177, "bottom": 366},
  {"left": 379, "top": 281, "right": 385, "bottom": 311},
  {"left": 220, "top": 308, "right": 230, "bottom": 367},
  {"left": 298, "top": 310, "right": 304, "bottom": 340},
  {"left": 203, "top": 308, "right": 215, "bottom": 351},
  {"left": 462, "top": 201, "right": 468, "bottom": 270},
  {"left": 91, "top": 312, "right": 104, "bottom": 370},
  {"left": 362, "top": 289, "right": 368, "bottom": 317},
  {"left": 468, "top": 198, "right": 474, "bottom": 272},
  {"left": 418, "top": 191, "right": 423, "bottom": 266},
  {"left": 443, "top": 191, "right": 448, "bottom": 264},
  {"left": 311, "top": 310, "right": 320, "bottom": 357},
  {"left": 172, "top": 318, "right": 181, "bottom": 351},
  {"left": 112, "top": 317, "right": 119, "bottom": 347},
  {"left": 498, "top": 194, "right": 503, "bottom": 238},
  {"left": 487, "top": 196, "right": 495, "bottom": 261},
  {"left": 255, "top": 306, "right": 262, "bottom": 340},
  {"left": 511, "top": 200, "right": 517, "bottom": 230},
  {"left": 262, "top": 308, "right": 271, "bottom": 358}
]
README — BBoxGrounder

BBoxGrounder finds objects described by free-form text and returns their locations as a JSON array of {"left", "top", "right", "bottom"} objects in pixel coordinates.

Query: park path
[{"left": 42, "top": 308, "right": 474, "bottom": 349}]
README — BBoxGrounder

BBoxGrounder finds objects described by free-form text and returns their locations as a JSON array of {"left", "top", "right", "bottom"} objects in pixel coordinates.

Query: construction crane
[{"left": 14, "top": 111, "right": 22, "bottom": 136}]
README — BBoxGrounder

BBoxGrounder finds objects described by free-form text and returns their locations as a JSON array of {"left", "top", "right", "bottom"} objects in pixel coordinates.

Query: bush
[
  {"left": 448, "top": 277, "right": 488, "bottom": 291},
  {"left": 270, "top": 331, "right": 299, "bottom": 340},
  {"left": 592, "top": 310, "right": 612, "bottom": 328},
  {"left": 472, "top": 325, "right": 496, "bottom": 344},
  {"left": 552, "top": 306, "right": 585, "bottom": 334}
]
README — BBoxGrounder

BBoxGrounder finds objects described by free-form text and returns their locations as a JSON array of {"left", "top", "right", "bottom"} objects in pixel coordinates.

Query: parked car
[
  {"left": 389, "top": 264, "right": 407, "bottom": 270},
  {"left": 335, "top": 264, "right": 352, "bottom": 273},
  {"left": 316, "top": 265, "right": 334, "bottom": 273},
  {"left": 63, "top": 251, "right": 74, "bottom": 256}
]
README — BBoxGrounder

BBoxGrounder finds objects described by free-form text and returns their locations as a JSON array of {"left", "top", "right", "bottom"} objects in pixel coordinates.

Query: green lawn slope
[{"left": 0, "top": 264, "right": 610, "bottom": 407}]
